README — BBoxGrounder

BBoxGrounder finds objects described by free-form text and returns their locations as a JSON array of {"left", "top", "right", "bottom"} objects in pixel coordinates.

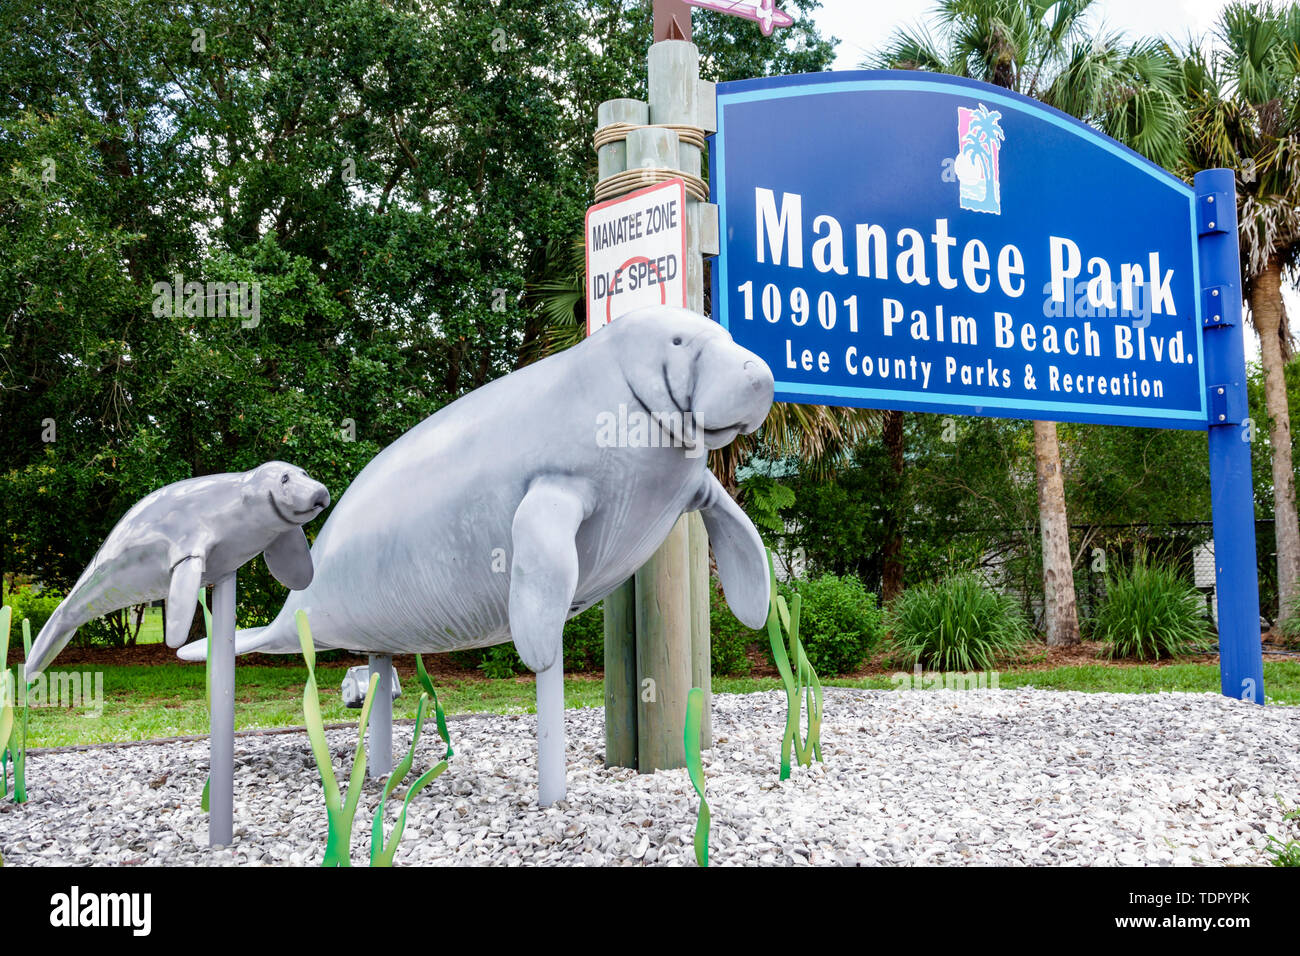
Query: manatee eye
[
  {"left": 280, "top": 473, "right": 289, "bottom": 485},
  {"left": 672, "top": 336, "right": 683, "bottom": 345}
]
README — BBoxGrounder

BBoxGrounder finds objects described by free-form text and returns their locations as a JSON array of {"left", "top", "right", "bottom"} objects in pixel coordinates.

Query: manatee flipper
[
  {"left": 264, "top": 526, "right": 314, "bottom": 590},
  {"left": 508, "top": 477, "right": 589, "bottom": 672},
  {"left": 166, "top": 556, "right": 205, "bottom": 648},
  {"left": 509, "top": 476, "right": 590, "bottom": 808},
  {"left": 690, "top": 469, "right": 770, "bottom": 629}
]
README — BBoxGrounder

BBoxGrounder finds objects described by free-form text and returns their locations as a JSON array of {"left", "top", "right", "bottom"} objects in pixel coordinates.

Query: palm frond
[
  {"left": 710, "top": 403, "right": 882, "bottom": 491},
  {"left": 522, "top": 235, "right": 585, "bottom": 365},
  {"left": 869, "top": 24, "right": 951, "bottom": 73}
]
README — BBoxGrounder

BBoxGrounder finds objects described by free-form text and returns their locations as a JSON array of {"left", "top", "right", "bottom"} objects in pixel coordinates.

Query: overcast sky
[
  {"left": 804, "top": 0, "right": 1292, "bottom": 360},
  {"left": 814, "top": 0, "right": 1228, "bottom": 70}
]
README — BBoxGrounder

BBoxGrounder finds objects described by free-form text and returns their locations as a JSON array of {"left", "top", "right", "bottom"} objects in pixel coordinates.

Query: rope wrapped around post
[
  {"left": 594, "top": 166, "right": 708, "bottom": 203},
  {"left": 594, "top": 121, "right": 708, "bottom": 151},
  {"left": 593, "top": 121, "right": 710, "bottom": 203}
]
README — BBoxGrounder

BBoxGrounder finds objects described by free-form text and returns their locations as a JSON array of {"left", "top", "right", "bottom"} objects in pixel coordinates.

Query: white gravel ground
[{"left": 2, "top": 688, "right": 1297, "bottom": 866}]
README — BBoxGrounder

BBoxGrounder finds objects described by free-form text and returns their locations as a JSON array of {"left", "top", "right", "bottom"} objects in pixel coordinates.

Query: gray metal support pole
[
  {"left": 536, "top": 663, "right": 566, "bottom": 805},
  {"left": 208, "top": 572, "right": 236, "bottom": 847},
  {"left": 368, "top": 653, "right": 393, "bottom": 779}
]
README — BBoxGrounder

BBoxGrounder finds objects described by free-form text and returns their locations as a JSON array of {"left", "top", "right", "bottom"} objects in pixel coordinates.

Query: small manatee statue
[
  {"left": 180, "top": 306, "right": 776, "bottom": 804},
  {"left": 25, "top": 462, "right": 330, "bottom": 678}
]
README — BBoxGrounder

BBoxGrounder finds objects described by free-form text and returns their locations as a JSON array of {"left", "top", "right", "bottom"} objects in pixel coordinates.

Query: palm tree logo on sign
[{"left": 954, "top": 103, "right": 1006, "bottom": 215}]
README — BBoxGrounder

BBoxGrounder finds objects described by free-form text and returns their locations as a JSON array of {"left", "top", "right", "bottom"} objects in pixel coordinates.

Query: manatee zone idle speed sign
[{"left": 585, "top": 178, "right": 688, "bottom": 335}]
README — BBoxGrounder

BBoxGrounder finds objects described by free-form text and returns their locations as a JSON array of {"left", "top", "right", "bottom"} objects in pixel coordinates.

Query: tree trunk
[
  {"left": 1034, "top": 420, "right": 1080, "bottom": 646},
  {"left": 881, "top": 409, "right": 905, "bottom": 602},
  {"left": 1250, "top": 259, "right": 1300, "bottom": 616}
]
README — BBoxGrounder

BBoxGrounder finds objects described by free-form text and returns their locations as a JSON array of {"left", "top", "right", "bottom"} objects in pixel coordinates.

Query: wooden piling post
[
  {"left": 648, "top": 38, "right": 712, "bottom": 755},
  {"left": 599, "top": 96, "right": 650, "bottom": 770},
  {"left": 367, "top": 653, "right": 393, "bottom": 780},
  {"left": 635, "top": 518, "right": 693, "bottom": 769},
  {"left": 599, "top": 25, "right": 716, "bottom": 769}
]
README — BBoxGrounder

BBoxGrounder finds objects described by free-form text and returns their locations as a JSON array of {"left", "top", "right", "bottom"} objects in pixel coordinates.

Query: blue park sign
[
  {"left": 708, "top": 71, "right": 1264, "bottom": 701},
  {"left": 711, "top": 72, "right": 1208, "bottom": 430}
]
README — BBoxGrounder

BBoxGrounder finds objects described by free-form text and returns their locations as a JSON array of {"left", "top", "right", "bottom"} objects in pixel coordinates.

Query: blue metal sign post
[
  {"left": 710, "top": 72, "right": 1264, "bottom": 702},
  {"left": 1197, "top": 169, "right": 1265, "bottom": 702}
]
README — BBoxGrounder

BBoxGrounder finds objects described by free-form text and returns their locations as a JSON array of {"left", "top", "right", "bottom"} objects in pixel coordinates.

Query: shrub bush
[
  {"left": 1092, "top": 558, "right": 1210, "bottom": 660},
  {"left": 887, "top": 573, "right": 1030, "bottom": 671},
  {"left": 709, "top": 584, "right": 757, "bottom": 676},
  {"left": 766, "top": 573, "right": 885, "bottom": 676},
  {"left": 1, "top": 587, "right": 63, "bottom": 643},
  {"left": 559, "top": 605, "right": 604, "bottom": 672},
  {"left": 448, "top": 605, "right": 606, "bottom": 676},
  {"left": 3, "top": 586, "right": 149, "bottom": 650}
]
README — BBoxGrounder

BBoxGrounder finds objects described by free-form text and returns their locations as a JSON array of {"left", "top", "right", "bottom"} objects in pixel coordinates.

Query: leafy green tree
[
  {"left": 1245, "top": 356, "right": 1300, "bottom": 619},
  {"left": 788, "top": 415, "right": 1036, "bottom": 596},
  {"left": 0, "top": 0, "right": 838, "bottom": 630}
]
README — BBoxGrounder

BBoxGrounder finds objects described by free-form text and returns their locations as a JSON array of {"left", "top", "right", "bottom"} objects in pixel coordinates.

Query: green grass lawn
[
  {"left": 13, "top": 658, "right": 1299, "bottom": 749},
  {"left": 135, "top": 606, "right": 165, "bottom": 644}
]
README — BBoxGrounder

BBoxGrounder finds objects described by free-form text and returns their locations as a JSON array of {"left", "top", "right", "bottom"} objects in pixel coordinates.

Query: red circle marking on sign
[{"left": 605, "top": 255, "right": 669, "bottom": 326}]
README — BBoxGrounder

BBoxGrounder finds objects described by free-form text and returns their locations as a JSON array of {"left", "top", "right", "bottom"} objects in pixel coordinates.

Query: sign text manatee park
[{"left": 711, "top": 73, "right": 1208, "bottom": 430}]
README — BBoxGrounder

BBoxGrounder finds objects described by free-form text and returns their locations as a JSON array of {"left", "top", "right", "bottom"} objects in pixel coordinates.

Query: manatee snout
[
  {"left": 298, "top": 479, "right": 330, "bottom": 517},
  {"left": 693, "top": 339, "right": 774, "bottom": 445},
  {"left": 739, "top": 358, "right": 775, "bottom": 430}
]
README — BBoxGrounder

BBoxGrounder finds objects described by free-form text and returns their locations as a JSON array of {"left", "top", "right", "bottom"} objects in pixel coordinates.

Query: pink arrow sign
[{"left": 683, "top": 0, "right": 794, "bottom": 36}]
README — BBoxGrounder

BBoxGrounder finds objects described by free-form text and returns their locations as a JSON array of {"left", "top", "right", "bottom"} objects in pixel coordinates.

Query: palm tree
[
  {"left": 1181, "top": 1, "right": 1300, "bottom": 617},
  {"left": 872, "top": 0, "right": 1187, "bottom": 646}
]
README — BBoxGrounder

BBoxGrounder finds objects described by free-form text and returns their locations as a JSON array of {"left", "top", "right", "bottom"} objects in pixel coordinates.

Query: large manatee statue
[
  {"left": 26, "top": 462, "right": 330, "bottom": 678},
  {"left": 180, "top": 306, "right": 776, "bottom": 804}
]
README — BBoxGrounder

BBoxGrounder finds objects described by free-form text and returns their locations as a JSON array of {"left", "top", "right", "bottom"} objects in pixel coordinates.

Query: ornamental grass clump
[
  {"left": 298, "top": 609, "right": 453, "bottom": 867},
  {"left": 887, "top": 572, "right": 1030, "bottom": 671},
  {"left": 1093, "top": 558, "right": 1210, "bottom": 660}
]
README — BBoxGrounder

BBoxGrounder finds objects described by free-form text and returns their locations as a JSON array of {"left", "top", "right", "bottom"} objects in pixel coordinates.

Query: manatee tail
[
  {"left": 175, "top": 612, "right": 302, "bottom": 663},
  {"left": 25, "top": 606, "right": 80, "bottom": 681}
]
